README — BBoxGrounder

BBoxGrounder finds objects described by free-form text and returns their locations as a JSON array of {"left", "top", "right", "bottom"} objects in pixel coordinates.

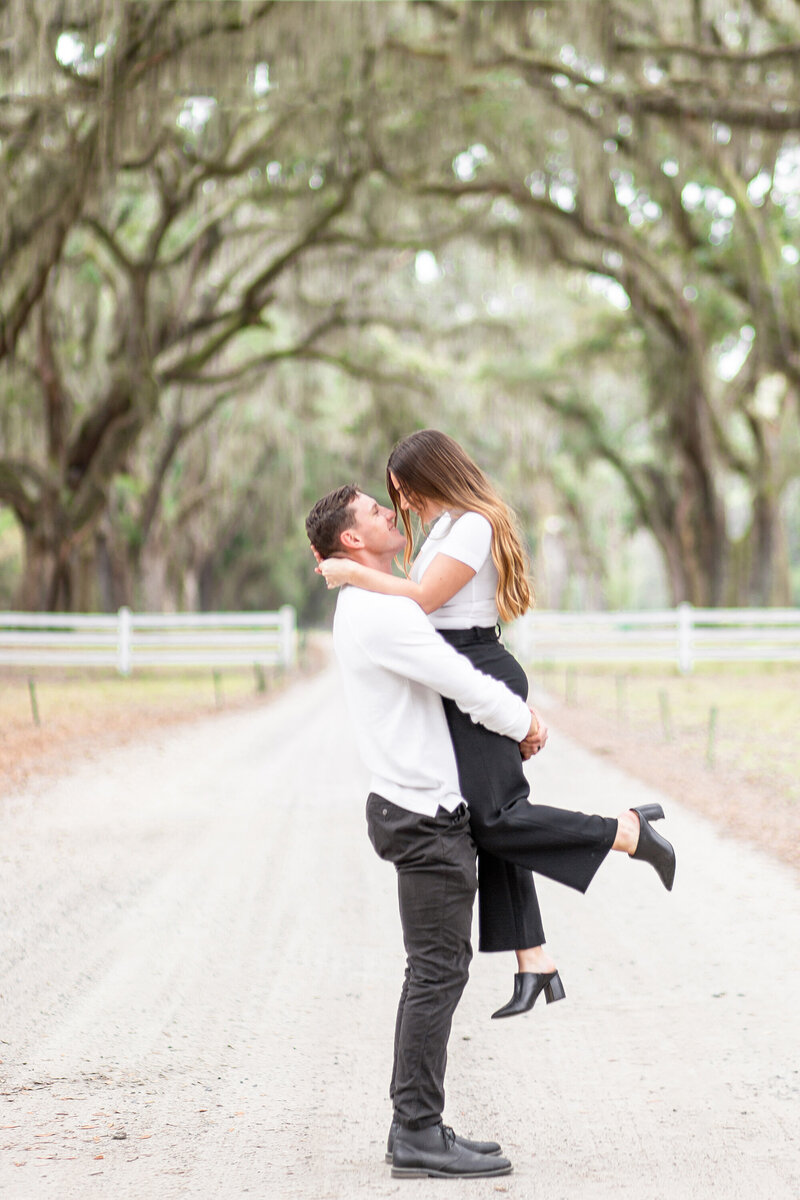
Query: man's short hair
[{"left": 305, "top": 484, "right": 360, "bottom": 559}]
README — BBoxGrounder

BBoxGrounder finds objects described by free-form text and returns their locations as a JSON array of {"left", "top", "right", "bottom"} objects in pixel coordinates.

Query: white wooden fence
[
  {"left": 0, "top": 606, "right": 297, "bottom": 675},
  {"left": 508, "top": 604, "right": 800, "bottom": 673},
  {"left": 4, "top": 604, "right": 797, "bottom": 676}
]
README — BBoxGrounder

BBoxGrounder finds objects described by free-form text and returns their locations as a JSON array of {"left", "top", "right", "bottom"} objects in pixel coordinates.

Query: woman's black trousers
[{"left": 439, "top": 626, "right": 617, "bottom": 953}]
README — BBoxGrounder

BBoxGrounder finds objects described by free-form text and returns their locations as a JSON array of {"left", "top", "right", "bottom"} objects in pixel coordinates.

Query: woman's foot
[
  {"left": 616, "top": 804, "right": 676, "bottom": 890},
  {"left": 516, "top": 946, "right": 557, "bottom": 974},
  {"left": 613, "top": 807, "right": 641, "bottom": 854},
  {"left": 491, "top": 971, "right": 566, "bottom": 1019}
]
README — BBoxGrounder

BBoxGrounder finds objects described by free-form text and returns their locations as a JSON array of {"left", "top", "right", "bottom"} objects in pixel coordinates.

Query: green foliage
[
  {"left": 0, "top": 509, "right": 23, "bottom": 609},
  {"left": 1, "top": 0, "right": 799, "bottom": 613}
]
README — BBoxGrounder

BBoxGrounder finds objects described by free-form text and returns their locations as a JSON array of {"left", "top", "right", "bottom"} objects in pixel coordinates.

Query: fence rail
[
  {"left": 508, "top": 604, "right": 800, "bottom": 673},
  {"left": 0, "top": 607, "right": 297, "bottom": 675}
]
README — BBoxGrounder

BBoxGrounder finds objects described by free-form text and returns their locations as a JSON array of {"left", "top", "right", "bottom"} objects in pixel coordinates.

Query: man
[{"left": 305, "top": 485, "right": 543, "bottom": 1180}]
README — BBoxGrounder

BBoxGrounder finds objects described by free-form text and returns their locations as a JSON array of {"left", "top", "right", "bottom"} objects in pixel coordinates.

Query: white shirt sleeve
[
  {"left": 433, "top": 512, "right": 492, "bottom": 572},
  {"left": 350, "top": 592, "right": 530, "bottom": 741}
]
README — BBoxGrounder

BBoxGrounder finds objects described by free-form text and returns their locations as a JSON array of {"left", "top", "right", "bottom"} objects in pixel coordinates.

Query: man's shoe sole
[
  {"left": 391, "top": 1163, "right": 513, "bottom": 1178},
  {"left": 385, "top": 1149, "right": 503, "bottom": 1164}
]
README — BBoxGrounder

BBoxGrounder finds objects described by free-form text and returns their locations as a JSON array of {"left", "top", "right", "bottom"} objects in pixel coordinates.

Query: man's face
[{"left": 347, "top": 492, "right": 406, "bottom": 557}]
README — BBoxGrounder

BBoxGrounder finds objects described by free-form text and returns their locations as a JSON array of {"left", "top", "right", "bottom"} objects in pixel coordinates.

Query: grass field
[
  {"left": 0, "top": 664, "right": 292, "bottom": 796},
  {"left": 0, "top": 665, "right": 275, "bottom": 724},
  {"left": 527, "top": 660, "right": 800, "bottom": 874},
  {"left": 1, "top": 653, "right": 798, "bottom": 872},
  {"left": 532, "top": 660, "right": 800, "bottom": 806}
]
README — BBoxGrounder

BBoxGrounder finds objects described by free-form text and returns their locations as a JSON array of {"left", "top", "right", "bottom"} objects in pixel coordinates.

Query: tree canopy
[{"left": 2, "top": 0, "right": 799, "bottom": 616}]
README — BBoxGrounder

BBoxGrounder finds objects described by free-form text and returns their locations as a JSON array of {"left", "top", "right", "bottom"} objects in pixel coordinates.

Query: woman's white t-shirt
[{"left": 410, "top": 511, "right": 499, "bottom": 630}]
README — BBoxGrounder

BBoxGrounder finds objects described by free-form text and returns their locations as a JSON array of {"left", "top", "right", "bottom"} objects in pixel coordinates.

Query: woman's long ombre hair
[{"left": 386, "top": 430, "right": 533, "bottom": 622}]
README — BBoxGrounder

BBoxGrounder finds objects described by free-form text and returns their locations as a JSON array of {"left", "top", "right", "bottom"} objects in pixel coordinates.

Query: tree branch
[
  {"left": 0, "top": 459, "right": 49, "bottom": 526},
  {"left": 37, "top": 297, "right": 70, "bottom": 465},
  {"left": 80, "top": 215, "right": 138, "bottom": 275},
  {"left": 614, "top": 36, "right": 800, "bottom": 64},
  {"left": 158, "top": 310, "right": 346, "bottom": 386},
  {"left": 241, "top": 174, "right": 364, "bottom": 315}
]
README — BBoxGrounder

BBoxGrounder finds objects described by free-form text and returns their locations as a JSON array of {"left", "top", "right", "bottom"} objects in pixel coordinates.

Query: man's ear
[{"left": 339, "top": 527, "right": 362, "bottom": 550}]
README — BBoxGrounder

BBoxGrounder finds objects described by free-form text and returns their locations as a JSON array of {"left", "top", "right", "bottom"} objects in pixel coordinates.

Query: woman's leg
[
  {"left": 439, "top": 629, "right": 553, "bottom": 964},
  {"left": 468, "top": 791, "right": 617, "bottom": 890},
  {"left": 443, "top": 638, "right": 669, "bottom": 891},
  {"left": 476, "top": 850, "right": 543, "bottom": 951},
  {"left": 477, "top": 852, "right": 557, "bottom": 971},
  {"left": 438, "top": 630, "right": 676, "bottom": 1015},
  {"left": 440, "top": 631, "right": 615, "bottom": 901}
]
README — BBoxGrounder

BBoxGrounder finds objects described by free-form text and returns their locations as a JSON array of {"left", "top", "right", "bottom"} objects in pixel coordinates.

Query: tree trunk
[
  {"left": 746, "top": 491, "right": 792, "bottom": 606},
  {"left": 95, "top": 522, "right": 133, "bottom": 612},
  {"left": 17, "top": 514, "right": 76, "bottom": 612},
  {"left": 139, "top": 542, "right": 172, "bottom": 612},
  {"left": 198, "top": 558, "right": 218, "bottom": 613}
]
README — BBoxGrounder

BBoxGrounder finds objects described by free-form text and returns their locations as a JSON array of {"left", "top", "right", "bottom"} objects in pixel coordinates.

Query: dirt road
[{"left": 1, "top": 666, "right": 798, "bottom": 1199}]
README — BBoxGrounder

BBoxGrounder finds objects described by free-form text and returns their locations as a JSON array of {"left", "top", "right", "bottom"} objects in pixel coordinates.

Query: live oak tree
[
  {"left": 383, "top": 0, "right": 800, "bottom": 605},
  {"left": 0, "top": 1, "right": 439, "bottom": 609},
  {"left": 2, "top": 0, "right": 799, "bottom": 613}
]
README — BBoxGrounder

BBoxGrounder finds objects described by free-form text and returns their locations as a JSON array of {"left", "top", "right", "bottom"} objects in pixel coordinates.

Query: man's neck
[{"left": 347, "top": 549, "right": 393, "bottom": 575}]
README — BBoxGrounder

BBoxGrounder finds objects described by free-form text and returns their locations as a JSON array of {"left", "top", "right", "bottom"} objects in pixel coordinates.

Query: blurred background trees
[{"left": 2, "top": 0, "right": 799, "bottom": 618}]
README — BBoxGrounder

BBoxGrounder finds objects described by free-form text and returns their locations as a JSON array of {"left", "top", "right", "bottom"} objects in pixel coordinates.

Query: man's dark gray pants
[{"left": 366, "top": 793, "right": 477, "bottom": 1131}]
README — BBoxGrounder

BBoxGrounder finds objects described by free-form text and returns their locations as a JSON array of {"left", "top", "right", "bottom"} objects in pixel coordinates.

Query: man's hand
[{"left": 520, "top": 707, "right": 548, "bottom": 761}]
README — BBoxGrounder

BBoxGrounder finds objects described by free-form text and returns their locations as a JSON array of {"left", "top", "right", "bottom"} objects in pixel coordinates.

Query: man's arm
[{"left": 349, "top": 594, "right": 534, "bottom": 742}]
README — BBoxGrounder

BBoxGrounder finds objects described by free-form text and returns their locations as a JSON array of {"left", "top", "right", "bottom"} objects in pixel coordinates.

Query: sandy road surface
[{"left": 1, "top": 666, "right": 799, "bottom": 1200}]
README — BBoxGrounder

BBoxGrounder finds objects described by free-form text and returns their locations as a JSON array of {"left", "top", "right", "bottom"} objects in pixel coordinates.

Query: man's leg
[
  {"left": 366, "top": 794, "right": 513, "bottom": 1179},
  {"left": 366, "top": 794, "right": 476, "bottom": 1129},
  {"left": 388, "top": 965, "right": 409, "bottom": 1108}
]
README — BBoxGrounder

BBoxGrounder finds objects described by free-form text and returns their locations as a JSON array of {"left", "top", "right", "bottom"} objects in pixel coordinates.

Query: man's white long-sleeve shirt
[{"left": 332, "top": 586, "right": 531, "bottom": 817}]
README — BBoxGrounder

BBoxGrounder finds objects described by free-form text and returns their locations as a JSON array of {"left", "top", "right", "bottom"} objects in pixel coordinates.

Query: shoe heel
[
  {"left": 635, "top": 803, "right": 664, "bottom": 822},
  {"left": 544, "top": 972, "right": 565, "bottom": 1003}
]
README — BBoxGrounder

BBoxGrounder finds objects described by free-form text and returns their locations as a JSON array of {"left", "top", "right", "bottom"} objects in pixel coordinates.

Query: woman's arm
[{"left": 318, "top": 553, "right": 475, "bottom": 614}]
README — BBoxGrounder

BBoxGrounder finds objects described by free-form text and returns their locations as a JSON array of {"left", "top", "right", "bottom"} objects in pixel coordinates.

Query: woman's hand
[{"left": 318, "top": 556, "right": 357, "bottom": 589}]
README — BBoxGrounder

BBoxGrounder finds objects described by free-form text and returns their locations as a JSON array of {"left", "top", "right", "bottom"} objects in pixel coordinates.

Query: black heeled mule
[
  {"left": 491, "top": 970, "right": 566, "bottom": 1019},
  {"left": 630, "top": 803, "right": 676, "bottom": 891}
]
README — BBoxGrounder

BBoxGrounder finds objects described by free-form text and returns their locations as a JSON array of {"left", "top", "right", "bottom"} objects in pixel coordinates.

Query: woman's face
[{"left": 389, "top": 471, "right": 443, "bottom": 524}]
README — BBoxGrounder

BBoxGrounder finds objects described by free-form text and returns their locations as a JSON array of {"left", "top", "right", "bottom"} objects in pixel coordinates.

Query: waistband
[{"left": 438, "top": 625, "right": 500, "bottom": 647}]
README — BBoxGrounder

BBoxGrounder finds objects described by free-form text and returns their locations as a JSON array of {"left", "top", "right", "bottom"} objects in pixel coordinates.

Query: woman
[{"left": 319, "top": 430, "right": 675, "bottom": 1018}]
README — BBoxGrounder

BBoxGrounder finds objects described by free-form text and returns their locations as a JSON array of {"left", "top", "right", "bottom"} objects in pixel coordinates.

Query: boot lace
[{"left": 441, "top": 1124, "right": 457, "bottom": 1148}]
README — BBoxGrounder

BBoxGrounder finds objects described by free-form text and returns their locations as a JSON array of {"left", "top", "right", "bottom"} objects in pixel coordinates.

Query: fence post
[
  {"left": 279, "top": 604, "right": 296, "bottom": 669},
  {"left": 658, "top": 689, "right": 673, "bottom": 741},
  {"left": 706, "top": 705, "right": 719, "bottom": 767},
  {"left": 117, "top": 606, "right": 132, "bottom": 676},
  {"left": 28, "top": 677, "right": 41, "bottom": 727},
  {"left": 677, "top": 602, "right": 694, "bottom": 674}
]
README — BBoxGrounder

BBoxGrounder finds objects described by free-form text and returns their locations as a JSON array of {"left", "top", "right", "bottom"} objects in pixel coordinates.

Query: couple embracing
[{"left": 305, "top": 429, "right": 675, "bottom": 1181}]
